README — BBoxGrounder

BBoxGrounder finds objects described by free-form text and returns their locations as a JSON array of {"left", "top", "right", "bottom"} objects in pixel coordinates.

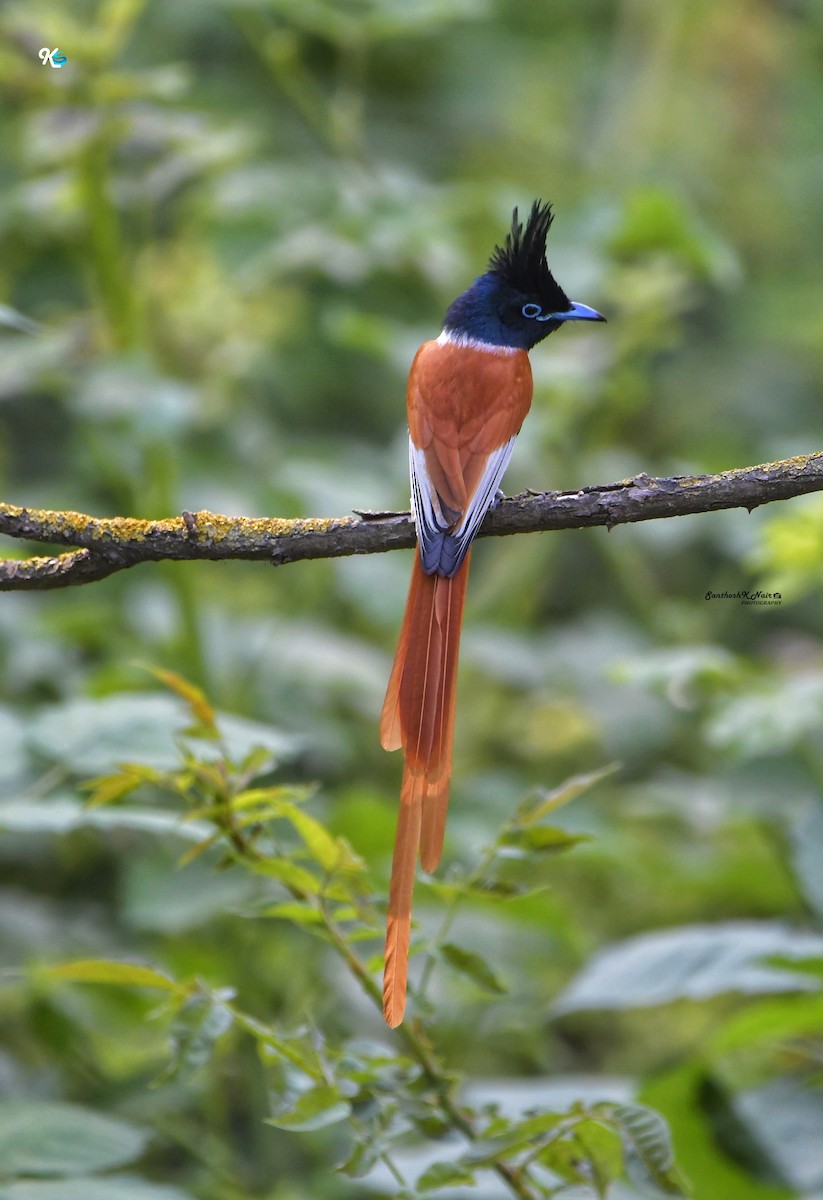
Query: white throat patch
[{"left": 436, "top": 329, "right": 518, "bottom": 356}]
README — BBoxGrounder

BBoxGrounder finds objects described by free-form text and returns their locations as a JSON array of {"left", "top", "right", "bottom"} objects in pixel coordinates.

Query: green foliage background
[{"left": 2, "top": 1, "right": 823, "bottom": 1198}]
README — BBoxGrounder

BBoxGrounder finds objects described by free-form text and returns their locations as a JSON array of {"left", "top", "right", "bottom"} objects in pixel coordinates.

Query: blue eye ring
[{"left": 521, "top": 302, "right": 542, "bottom": 319}]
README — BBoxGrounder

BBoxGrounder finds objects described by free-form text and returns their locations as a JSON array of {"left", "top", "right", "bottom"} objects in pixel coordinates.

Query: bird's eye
[{"left": 521, "top": 303, "right": 542, "bottom": 319}]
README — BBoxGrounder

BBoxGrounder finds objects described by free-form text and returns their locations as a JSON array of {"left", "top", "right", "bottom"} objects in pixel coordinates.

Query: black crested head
[
  {"left": 487, "top": 200, "right": 570, "bottom": 315},
  {"left": 442, "top": 199, "right": 604, "bottom": 349}
]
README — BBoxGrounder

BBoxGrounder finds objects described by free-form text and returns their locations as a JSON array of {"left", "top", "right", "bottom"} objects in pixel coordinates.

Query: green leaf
[
  {"left": 463, "top": 1112, "right": 567, "bottom": 1166},
  {"left": 499, "top": 826, "right": 590, "bottom": 856},
  {"left": 261, "top": 902, "right": 323, "bottom": 925},
  {"left": 733, "top": 1079, "right": 823, "bottom": 1192},
  {"left": 267, "top": 1086, "right": 351, "bottom": 1132},
  {"left": 84, "top": 765, "right": 162, "bottom": 808},
  {"left": 0, "top": 1180, "right": 193, "bottom": 1200},
  {"left": 641, "top": 1064, "right": 785, "bottom": 1200},
  {"left": 416, "top": 1161, "right": 477, "bottom": 1192},
  {"left": 230, "top": 785, "right": 314, "bottom": 815},
  {"left": 28, "top": 695, "right": 295, "bottom": 775},
  {"left": 28, "top": 696, "right": 202, "bottom": 773},
  {"left": 276, "top": 799, "right": 363, "bottom": 874},
  {"left": 121, "top": 853, "right": 257, "bottom": 934},
  {"left": 519, "top": 763, "right": 620, "bottom": 825},
  {"left": 554, "top": 922, "right": 823, "bottom": 1014},
  {"left": 41, "top": 960, "right": 181, "bottom": 992},
  {"left": 712, "top": 994, "right": 823, "bottom": 1061},
  {"left": 144, "top": 668, "right": 218, "bottom": 736},
  {"left": 708, "top": 673, "right": 823, "bottom": 759},
  {"left": 0, "top": 1103, "right": 147, "bottom": 1178},
  {"left": 249, "top": 856, "right": 322, "bottom": 895},
  {"left": 440, "top": 943, "right": 507, "bottom": 994},
  {"left": 166, "top": 993, "right": 235, "bottom": 1079},
  {"left": 0, "top": 797, "right": 212, "bottom": 843},
  {"left": 599, "top": 1102, "right": 686, "bottom": 1194}
]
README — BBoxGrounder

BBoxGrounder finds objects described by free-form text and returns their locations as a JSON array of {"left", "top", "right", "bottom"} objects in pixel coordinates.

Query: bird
[{"left": 380, "top": 200, "right": 606, "bottom": 1027}]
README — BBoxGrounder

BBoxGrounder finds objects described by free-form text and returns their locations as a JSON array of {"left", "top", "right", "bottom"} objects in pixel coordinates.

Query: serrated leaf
[
  {"left": 267, "top": 1086, "right": 351, "bottom": 1131},
  {"left": 416, "top": 1161, "right": 476, "bottom": 1192},
  {"left": 41, "top": 960, "right": 181, "bottom": 992},
  {"left": 441, "top": 943, "right": 506, "bottom": 994},
  {"left": 0, "top": 1102, "right": 147, "bottom": 1177},
  {"left": 599, "top": 1103, "right": 684, "bottom": 1194}
]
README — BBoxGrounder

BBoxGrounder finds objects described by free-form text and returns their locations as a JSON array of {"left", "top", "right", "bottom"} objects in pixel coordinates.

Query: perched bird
[{"left": 380, "top": 200, "right": 605, "bottom": 1027}]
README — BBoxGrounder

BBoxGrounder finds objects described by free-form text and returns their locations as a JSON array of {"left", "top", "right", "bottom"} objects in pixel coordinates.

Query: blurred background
[{"left": 2, "top": 1, "right": 823, "bottom": 1198}]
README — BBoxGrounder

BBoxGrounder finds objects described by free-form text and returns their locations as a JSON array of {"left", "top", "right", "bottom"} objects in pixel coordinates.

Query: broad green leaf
[
  {"left": 0, "top": 798, "right": 211, "bottom": 843},
  {"left": 267, "top": 1086, "right": 351, "bottom": 1131},
  {"left": 734, "top": 1079, "right": 823, "bottom": 1192},
  {"left": 28, "top": 695, "right": 294, "bottom": 775},
  {"left": 28, "top": 696, "right": 203, "bottom": 772},
  {"left": 708, "top": 673, "right": 823, "bottom": 760},
  {"left": 0, "top": 1179, "right": 192, "bottom": 1200},
  {"left": 121, "top": 854, "right": 257, "bottom": 933},
  {"left": 642, "top": 1064, "right": 786, "bottom": 1200},
  {"left": 416, "top": 1161, "right": 476, "bottom": 1192},
  {"left": 554, "top": 922, "right": 823, "bottom": 1014},
  {"left": 41, "top": 960, "right": 181, "bottom": 992},
  {"left": 0, "top": 1103, "right": 147, "bottom": 1177},
  {"left": 440, "top": 943, "right": 506, "bottom": 994}
]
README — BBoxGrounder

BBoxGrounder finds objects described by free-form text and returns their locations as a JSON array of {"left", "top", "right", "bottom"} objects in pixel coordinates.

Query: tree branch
[{"left": 2, "top": 451, "right": 821, "bottom": 592}]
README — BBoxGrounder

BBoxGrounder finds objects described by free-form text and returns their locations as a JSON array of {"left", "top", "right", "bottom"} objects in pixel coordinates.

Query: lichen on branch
[{"left": 2, "top": 451, "right": 822, "bottom": 591}]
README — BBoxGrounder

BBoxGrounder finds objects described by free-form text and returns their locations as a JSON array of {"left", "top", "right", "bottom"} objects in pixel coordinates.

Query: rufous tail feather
[{"left": 380, "top": 552, "right": 471, "bottom": 1026}]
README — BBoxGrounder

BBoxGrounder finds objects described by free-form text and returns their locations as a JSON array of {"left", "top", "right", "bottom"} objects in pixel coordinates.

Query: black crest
[{"left": 488, "top": 200, "right": 570, "bottom": 309}]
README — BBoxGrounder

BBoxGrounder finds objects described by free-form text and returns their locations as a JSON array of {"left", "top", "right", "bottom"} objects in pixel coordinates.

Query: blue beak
[{"left": 554, "top": 301, "right": 606, "bottom": 323}]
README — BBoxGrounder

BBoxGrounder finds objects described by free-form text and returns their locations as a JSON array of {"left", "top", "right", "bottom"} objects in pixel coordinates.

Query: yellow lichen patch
[{"left": 48, "top": 510, "right": 96, "bottom": 534}]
